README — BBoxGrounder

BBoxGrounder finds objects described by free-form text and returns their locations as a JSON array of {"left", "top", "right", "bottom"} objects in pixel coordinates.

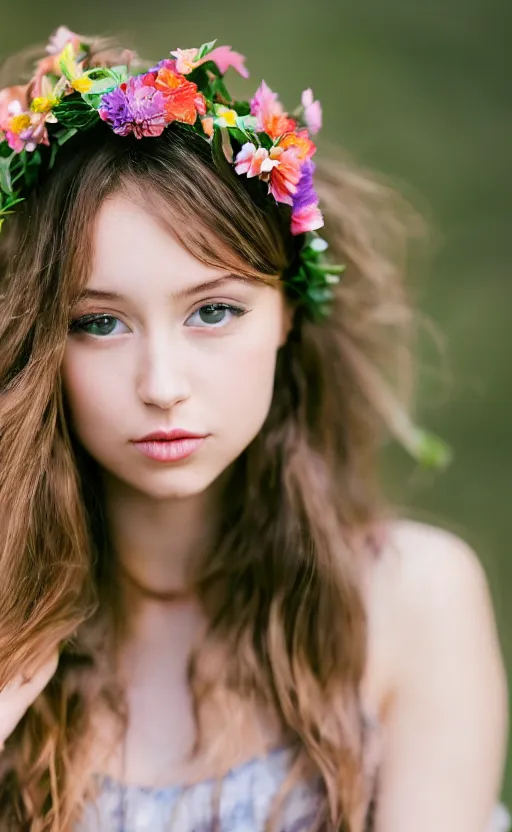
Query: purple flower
[
  {"left": 290, "top": 159, "right": 324, "bottom": 235},
  {"left": 147, "top": 58, "right": 177, "bottom": 74},
  {"left": 293, "top": 159, "right": 318, "bottom": 213},
  {"left": 99, "top": 75, "right": 167, "bottom": 139}
]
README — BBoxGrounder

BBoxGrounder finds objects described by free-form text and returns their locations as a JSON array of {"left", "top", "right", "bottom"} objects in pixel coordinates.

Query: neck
[{"left": 102, "top": 473, "right": 225, "bottom": 600}]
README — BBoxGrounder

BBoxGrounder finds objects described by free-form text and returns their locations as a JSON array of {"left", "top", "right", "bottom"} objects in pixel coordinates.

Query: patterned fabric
[
  {"left": 75, "top": 747, "right": 324, "bottom": 831},
  {"left": 75, "top": 745, "right": 511, "bottom": 832}
]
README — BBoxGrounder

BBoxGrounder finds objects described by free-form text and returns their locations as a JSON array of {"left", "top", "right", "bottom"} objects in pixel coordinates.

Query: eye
[
  {"left": 185, "top": 303, "right": 247, "bottom": 328},
  {"left": 68, "top": 314, "right": 129, "bottom": 337}
]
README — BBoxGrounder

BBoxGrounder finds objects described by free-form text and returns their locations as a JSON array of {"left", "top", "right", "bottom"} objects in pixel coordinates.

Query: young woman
[{"left": 0, "top": 26, "right": 508, "bottom": 832}]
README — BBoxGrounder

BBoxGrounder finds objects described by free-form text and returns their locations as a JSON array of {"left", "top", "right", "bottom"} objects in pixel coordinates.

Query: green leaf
[
  {"left": 319, "top": 263, "right": 345, "bottom": 274},
  {"left": 210, "top": 76, "right": 231, "bottom": 103},
  {"left": 307, "top": 286, "right": 336, "bottom": 304},
  {"left": 236, "top": 115, "right": 257, "bottom": 134},
  {"left": 257, "top": 132, "right": 273, "bottom": 151},
  {"left": 227, "top": 127, "right": 251, "bottom": 146},
  {"left": 196, "top": 40, "right": 217, "bottom": 61},
  {"left": 194, "top": 61, "right": 222, "bottom": 95},
  {"left": 187, "top": 66, "right": 210, "bottom": 89},
  {"left": 0, "top": 154, "right": 14, "bottom": 195},
  {"left": 83, "top": 66, "right": 128, "bottom": 97},
  {"left": 0, "top": 195, "right": 24, "bottom": 213},
  {"left": 56, "top": 127, "right": 79, "bottom": 146},
  {"left": 410, "top": 428, "right": 453, "bottom": 469},
  {"left": 0, "top": 140, "right": 13, "bottom": 159},
  {"left": 303, "top": 263, "right": 330, "bottom": 284},
  {"left": 52, "top": 98, "right": 100, "bottom": 130},
  {"left": 234, "top": 101, "right": 251, "bottom": 117},
  {"left": 49, "top": 142, "right": 59, "bottom": 170}
]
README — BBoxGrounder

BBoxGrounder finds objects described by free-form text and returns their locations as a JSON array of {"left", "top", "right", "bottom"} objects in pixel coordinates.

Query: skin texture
[
  {"left": 0, "top": 196, "right": 507, "bottom": 828},
  {"left": 363, "top": 520, "right": 509, "bottom": 832}
]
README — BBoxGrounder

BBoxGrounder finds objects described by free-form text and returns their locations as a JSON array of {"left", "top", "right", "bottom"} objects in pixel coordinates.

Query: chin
[{"left": 124, "top": 465, "right": 223, "bottom": 501}]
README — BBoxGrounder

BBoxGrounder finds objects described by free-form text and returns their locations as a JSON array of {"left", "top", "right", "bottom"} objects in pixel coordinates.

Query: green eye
[
  {"left": 185, "top": 303, "right": 246, "bottom": 327},
  {"left": 69, "top": 315, "right": 125, "bottom": 336}
]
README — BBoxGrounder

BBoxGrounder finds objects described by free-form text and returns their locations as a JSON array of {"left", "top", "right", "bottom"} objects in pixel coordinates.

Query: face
[{"left": 61, "top": 195, "right": 290, "bottom": 500}]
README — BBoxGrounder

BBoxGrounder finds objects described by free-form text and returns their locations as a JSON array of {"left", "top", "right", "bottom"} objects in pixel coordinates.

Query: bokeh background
[{"left": 1, "top": 0, "right": 510, "bottom": 806}]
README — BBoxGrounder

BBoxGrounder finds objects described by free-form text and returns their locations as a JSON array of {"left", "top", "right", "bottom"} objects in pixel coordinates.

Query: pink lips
[{"left": 132, "top": 429, "right": 207, "bottom": 462}]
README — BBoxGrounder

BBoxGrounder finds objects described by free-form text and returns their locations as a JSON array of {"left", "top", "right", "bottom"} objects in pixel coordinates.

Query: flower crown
[{"left": 0, "top": 26, "right": 343, "bottom": 321}]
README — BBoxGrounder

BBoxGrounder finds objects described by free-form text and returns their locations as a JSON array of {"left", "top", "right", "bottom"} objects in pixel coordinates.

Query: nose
[{"left": 136, "top": 330, "right": 192, "bottom": 410}]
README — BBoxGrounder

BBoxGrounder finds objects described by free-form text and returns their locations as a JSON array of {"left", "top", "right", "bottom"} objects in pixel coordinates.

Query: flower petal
[{"left": 205, "top": 45, "right": 249, "bottom": 78}]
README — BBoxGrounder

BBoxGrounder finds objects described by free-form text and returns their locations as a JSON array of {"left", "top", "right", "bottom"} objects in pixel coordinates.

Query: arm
[{"left": 374, "top": 522, "right": 508, "bottom": 832}]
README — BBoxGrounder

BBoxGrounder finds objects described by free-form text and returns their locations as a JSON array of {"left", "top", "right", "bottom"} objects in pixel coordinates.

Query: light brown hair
[{"left": 0, "top": 41, "right": 421, "bottom": 832}]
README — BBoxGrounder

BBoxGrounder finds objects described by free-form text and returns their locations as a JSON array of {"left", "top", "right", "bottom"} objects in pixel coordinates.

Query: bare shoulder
[
  {"left": 363, "top": 519, "right": 507, "bottom": 717},
  {"left": 380, "top": 518, "right": 491, "bottom": 611}
]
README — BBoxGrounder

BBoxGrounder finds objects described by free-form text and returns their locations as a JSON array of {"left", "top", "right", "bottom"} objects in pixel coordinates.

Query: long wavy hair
[{"left": 0, "top": 38, "right": 422, "bottom": 832}]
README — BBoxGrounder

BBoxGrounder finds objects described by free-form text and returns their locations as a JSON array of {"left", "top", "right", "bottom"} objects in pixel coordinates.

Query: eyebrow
[{"left": 76, "top": 274, "right": 254, "bottom": 303}]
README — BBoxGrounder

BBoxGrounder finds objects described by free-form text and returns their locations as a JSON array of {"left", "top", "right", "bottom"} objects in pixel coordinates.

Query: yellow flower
[
  {"left": 31, "top": 96, "right": 59, "bottom": 114},
  {"left": 9, "top": 113, "right": 31, "bottom": 134},
  {"left": 72, "top": 77, "right": 93, "bottom": 93},
  {"left": 214, "top": 106, "right": 238, "bottom": 128}
]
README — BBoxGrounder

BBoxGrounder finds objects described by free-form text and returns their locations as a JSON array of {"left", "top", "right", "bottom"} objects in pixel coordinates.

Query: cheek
[
  {"left": 203, "top": 325, "right": 280, "bottom": 442},
  {"left": 60, "top": 349, "right": 123, "bottom": 443}
]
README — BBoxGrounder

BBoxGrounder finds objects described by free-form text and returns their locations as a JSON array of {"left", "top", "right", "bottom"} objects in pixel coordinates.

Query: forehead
[{"left": 89, "top": 194, "right": 214, "bottom": 290}]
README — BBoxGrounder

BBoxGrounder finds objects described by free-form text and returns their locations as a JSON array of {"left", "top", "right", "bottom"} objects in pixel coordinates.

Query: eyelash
[{"left": 68, "top": 303, "right": 248, "bottom": 337}]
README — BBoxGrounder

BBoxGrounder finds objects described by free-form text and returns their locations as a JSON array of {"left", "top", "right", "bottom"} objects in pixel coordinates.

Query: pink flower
[
  {"left": 250, "top": 81, "right": 296, "bottom": 140},
  {"left": 234, "top": 142, "right": 256, "bottom": 174},
  {"left": 234, "top": 143, "right": 280, "bottom": 178},
  {"left": 46, "top": 26, "right": 82, "bottom": 56},
  {"left": 291, "top": 203, "right": 324, "bottom": 235},
  {"left": 170, "top": 48, "right": 200, "bottom": 75},
  {"left": 301, "top": 88, "right": 322, "bottom": 134},
  {"left": 268, "top": 147, "right": 303, "bottom": 205},
  {"left": 4, "top": 101, "right": 49, "bottom": 152},
  {"left": 207, "top": 46, "right": 249, "bottom": 78},
  {"left": 235, "top": 142, "right": 312, "bottom": 216},
  {"left": 32, "top": 30, "right": 85, "bottom": 97},
  {"left": 170, "top": 44, "right": 249, "bottom": 79}
]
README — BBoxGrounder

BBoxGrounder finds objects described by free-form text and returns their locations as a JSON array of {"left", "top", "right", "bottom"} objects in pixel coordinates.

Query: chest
[
  {"left": 84, "top": 586, "right": 389, "bottom": 790},
  {"left": 85, "top": 604, "right": 283, "bottom": 787}
]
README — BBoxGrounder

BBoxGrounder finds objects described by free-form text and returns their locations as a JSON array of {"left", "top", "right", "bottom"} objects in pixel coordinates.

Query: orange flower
[
  {"left": 278, "top": 129, "right": 316, "bottom": 161},
  {"left": 155, "top": 67, "right": 206, "bottom": 124},
  {"left": 201, "top": 116, "right": 214, "bottom": 137},
  {"left": 264, "top": 113, "right": 297, "bottom": 141}
]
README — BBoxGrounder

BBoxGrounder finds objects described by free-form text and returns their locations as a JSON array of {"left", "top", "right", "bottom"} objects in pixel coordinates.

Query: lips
[
  {"left": 131, "top": 430, "right": 208, "bottom": 463},
  {"left": 133, "top": 429, "right": 206, "bottom": 442}
]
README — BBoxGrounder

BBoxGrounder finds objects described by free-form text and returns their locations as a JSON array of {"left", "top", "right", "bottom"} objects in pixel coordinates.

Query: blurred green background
[{"left": 1, "top": 0, "right": 510, "bottom": 806}]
